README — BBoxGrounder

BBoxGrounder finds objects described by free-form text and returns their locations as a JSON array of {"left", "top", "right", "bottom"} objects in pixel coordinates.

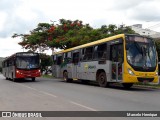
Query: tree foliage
[
  {"left": 12, "top": 19, "right": 136, "bottom": 51},
  {"left": 40, "top": 53, "right": 52, "bottom": 72}
]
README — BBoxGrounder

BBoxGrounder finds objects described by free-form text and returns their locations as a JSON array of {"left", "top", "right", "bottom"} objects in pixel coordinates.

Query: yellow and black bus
[{"left": 52, "top": 34, "right": 159, "bottom": 88}]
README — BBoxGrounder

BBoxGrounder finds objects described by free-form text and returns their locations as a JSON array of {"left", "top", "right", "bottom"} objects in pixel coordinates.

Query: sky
[{"left": 0, "top": 0, "right": 160, "bottom": 57}]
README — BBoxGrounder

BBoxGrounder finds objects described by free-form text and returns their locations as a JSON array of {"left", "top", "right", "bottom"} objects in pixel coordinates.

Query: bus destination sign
[{"left": 16, "top": 53, "right": 38, "bottom": 56}]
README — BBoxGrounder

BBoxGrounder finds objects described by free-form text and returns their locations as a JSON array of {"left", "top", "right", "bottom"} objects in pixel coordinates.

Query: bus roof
[{"left": 54, "top": 34, "right": 125, "bottom": 55}]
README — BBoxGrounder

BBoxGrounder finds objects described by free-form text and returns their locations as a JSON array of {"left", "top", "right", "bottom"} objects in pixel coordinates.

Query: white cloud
[
  {"left": 0, "top": 11, "right": 7, "bottom": 31},
  {"left": 127, "top": 1, "right": 160, "bottom": 21},
  {"left": 0, "top": 37, "right": 22, "bottom": 57}
]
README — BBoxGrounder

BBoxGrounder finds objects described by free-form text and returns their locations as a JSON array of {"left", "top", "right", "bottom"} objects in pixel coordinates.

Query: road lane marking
[
  {"left": 39, "top": 91, "right": 57, "bottom": 98},
  {"left": 19, "top": 84, "right": 37, "bottom": 90},
  {"left": 70, "top": 101, "right": 97, "bottom": 111},
  {"left": 17, "top": 83, "right": 57, "bottom": 98}
]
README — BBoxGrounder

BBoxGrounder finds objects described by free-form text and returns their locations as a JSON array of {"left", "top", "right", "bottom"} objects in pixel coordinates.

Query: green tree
[
  {"left": 13, "top": 23, "right": 51, "bottom": 52},
  {"left": 40, "top": 53, "right": 53, "bottom": 73},
  {"left": 13, "top": 19, "right": 136, "bottom": 51}
]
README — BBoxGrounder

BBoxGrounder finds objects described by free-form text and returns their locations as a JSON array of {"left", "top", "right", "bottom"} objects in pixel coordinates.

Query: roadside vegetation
[
  {"left": 42, "top": 74, "right": 53, "bottom": 79},
  {"left": 40, "top": 53, "right": 52, "bottom": 74}
]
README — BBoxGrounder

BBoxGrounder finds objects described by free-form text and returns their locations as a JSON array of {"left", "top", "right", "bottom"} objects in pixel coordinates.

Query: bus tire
[
  {"left": 13, "top": 78, "right": 16, "bottom": 82},
  {"left": 97, "top": 72, "right": 108, "bottom": 87},
  {"left": 12, "top": 74, "right": 16, "bottom": 82},
  {"left": 122, "top": 83, "right": 133, "bottom": 89},
  {"left": 32, "top": 77, "right": 35, "bottom": 81},
  {"left": 63, "top": 71, "right": 72, "bottom": 83}
]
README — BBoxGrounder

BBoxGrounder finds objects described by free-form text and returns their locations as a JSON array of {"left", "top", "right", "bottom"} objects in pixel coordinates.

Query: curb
[{"left": 134, "top": 85, "right": 160, "bottom": 89}]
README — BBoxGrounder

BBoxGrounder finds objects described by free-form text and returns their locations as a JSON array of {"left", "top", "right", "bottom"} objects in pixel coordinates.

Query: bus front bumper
[
  {"left": 123, "top": 73, "right": 159, "bottom": 84},
  {"left": 16, "top": 69, "right": 41, "bottom": 78}
]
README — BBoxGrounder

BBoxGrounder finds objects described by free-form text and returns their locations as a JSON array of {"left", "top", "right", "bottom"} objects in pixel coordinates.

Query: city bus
[
  {"left": 52, "top": 34, "right": 159, "bottom": 88},
  {"left": 2, "top": 52, "right": 41, "bottom": 82}
]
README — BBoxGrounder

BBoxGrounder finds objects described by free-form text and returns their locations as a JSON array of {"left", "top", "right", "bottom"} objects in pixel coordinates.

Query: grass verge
[{"left": 42, "top": 74, "right": 54, "bottom": 79}]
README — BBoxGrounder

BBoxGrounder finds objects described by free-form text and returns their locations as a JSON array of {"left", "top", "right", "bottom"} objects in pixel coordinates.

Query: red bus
[{"left": 2, "top": 52, "right": 41, "bottom": 81}]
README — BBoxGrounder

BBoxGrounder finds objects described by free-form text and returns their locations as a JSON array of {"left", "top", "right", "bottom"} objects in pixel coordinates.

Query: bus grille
[{"left": 137, "top": 77, "right": 154, "bottom": 82}]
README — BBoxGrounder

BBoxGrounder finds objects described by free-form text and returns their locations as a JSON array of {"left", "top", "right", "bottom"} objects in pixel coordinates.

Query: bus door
[
  {"left": 55, "top": 55, "right": 63, "bottom": 78},
  {"left": 72, "top": 51, "right": 80, "bottom": 79},
  {"left": 110, "top": 40, "right": 123, "bottom": 81},
  {"left": 52, "top": 55, "right": 57, "bottom": 77}
]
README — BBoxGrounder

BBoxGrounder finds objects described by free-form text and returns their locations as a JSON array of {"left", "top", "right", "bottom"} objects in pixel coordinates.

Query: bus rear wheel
[
  {"left": 63, "top": 71, "right": 72, "bottom": 83},
  {"left": 12, "top": 74, "right": 16, "bottom": 82},
  {"left": 122, "top": 83, "right": 133, "bottom": 89},
  {"left": 97, "top": 72, "right": 108, "bottom": 87},
  {"left": 13, "top": 78, "right": 16, "bottom": 82}
]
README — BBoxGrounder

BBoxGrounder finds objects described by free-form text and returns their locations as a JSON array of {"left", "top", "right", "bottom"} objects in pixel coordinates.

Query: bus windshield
[
  {"left": 16, "top": 56, "right": 39, "bottom": 69},
  {"left": 126, "top": 35, "right": 157, "bottom": 69}
]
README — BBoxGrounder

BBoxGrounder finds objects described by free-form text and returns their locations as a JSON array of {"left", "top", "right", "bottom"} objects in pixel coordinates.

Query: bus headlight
[
  {"left": 156, "top": 71, "right": 158, "bottom": 76},
  {"left": 16, "top": 70, "right": 20, "bottom": 73},
  {"left": 128, "top": 68, "right": 135, "bottom": 75}
]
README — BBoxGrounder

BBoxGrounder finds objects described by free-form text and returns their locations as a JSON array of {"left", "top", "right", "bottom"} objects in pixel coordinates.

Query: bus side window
[
  {"left": 57, "top": 56, "right": 62, "bottom": 65},
  {"left": 63, "top": 52, "right": 71, "bottom": 64},
  {"left": 83, "top": 47, "right": 93, "bottom": 60},
  {"left": 101, "top": 44, "right": 107, "bottom": 59},
  {"left": 118, "top": 44, "right": 123, "bottom": 63},
  {"left": 5, "top": 61, "right": 8, "bottom": 67},
  {"left": 93, "top": 46, "right": 98, "bottom": 59},
  {"left": 13, "top": 58, "right": 16, "bottom": 65},
  {"left": 111, "top": 43, "right": 123, "bottom": 62},
  {"left": 111, "top": 46, "right": 117, "bottom": 62},
  {"left": 80, "top": 49, "right": 84, "bottom": 61},
  {"left": 9, "top": 60, "right": 11, "bottom": 66},
  {"left": 72, "top": 52, "right": 79, "bottom": 64},
  {"left": 10, "top": 58, "right": 15, "bottom": 66},
  {"left": 93, "top": 43, "right": 107, "bottom": 60},
  {"left": 67, "top": 52, "right": 72, "bottom": 63},
  {"left": 2, "top": 62, "right": 5, "bottom": 68}
]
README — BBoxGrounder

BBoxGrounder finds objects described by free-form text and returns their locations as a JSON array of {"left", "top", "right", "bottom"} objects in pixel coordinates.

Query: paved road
[{"left": 0, "top": 74, "right": 160, "bottom": 120}]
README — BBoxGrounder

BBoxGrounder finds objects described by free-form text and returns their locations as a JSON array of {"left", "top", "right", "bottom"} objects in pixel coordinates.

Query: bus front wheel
[
  {"left": 97, "top": 72, "right": 108, "bottom": 87},
  {"left": 32, "top": 77, "right": 35, "bottom": 81},
  {"left": 122, "top": 83, "right": 133, "bottom": 89},
  {"left": 12, "top": 74, "right": 16, "bottom": 82},
  {"left": 13, "top": 78, "right": 16, "bottom": 82}
]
